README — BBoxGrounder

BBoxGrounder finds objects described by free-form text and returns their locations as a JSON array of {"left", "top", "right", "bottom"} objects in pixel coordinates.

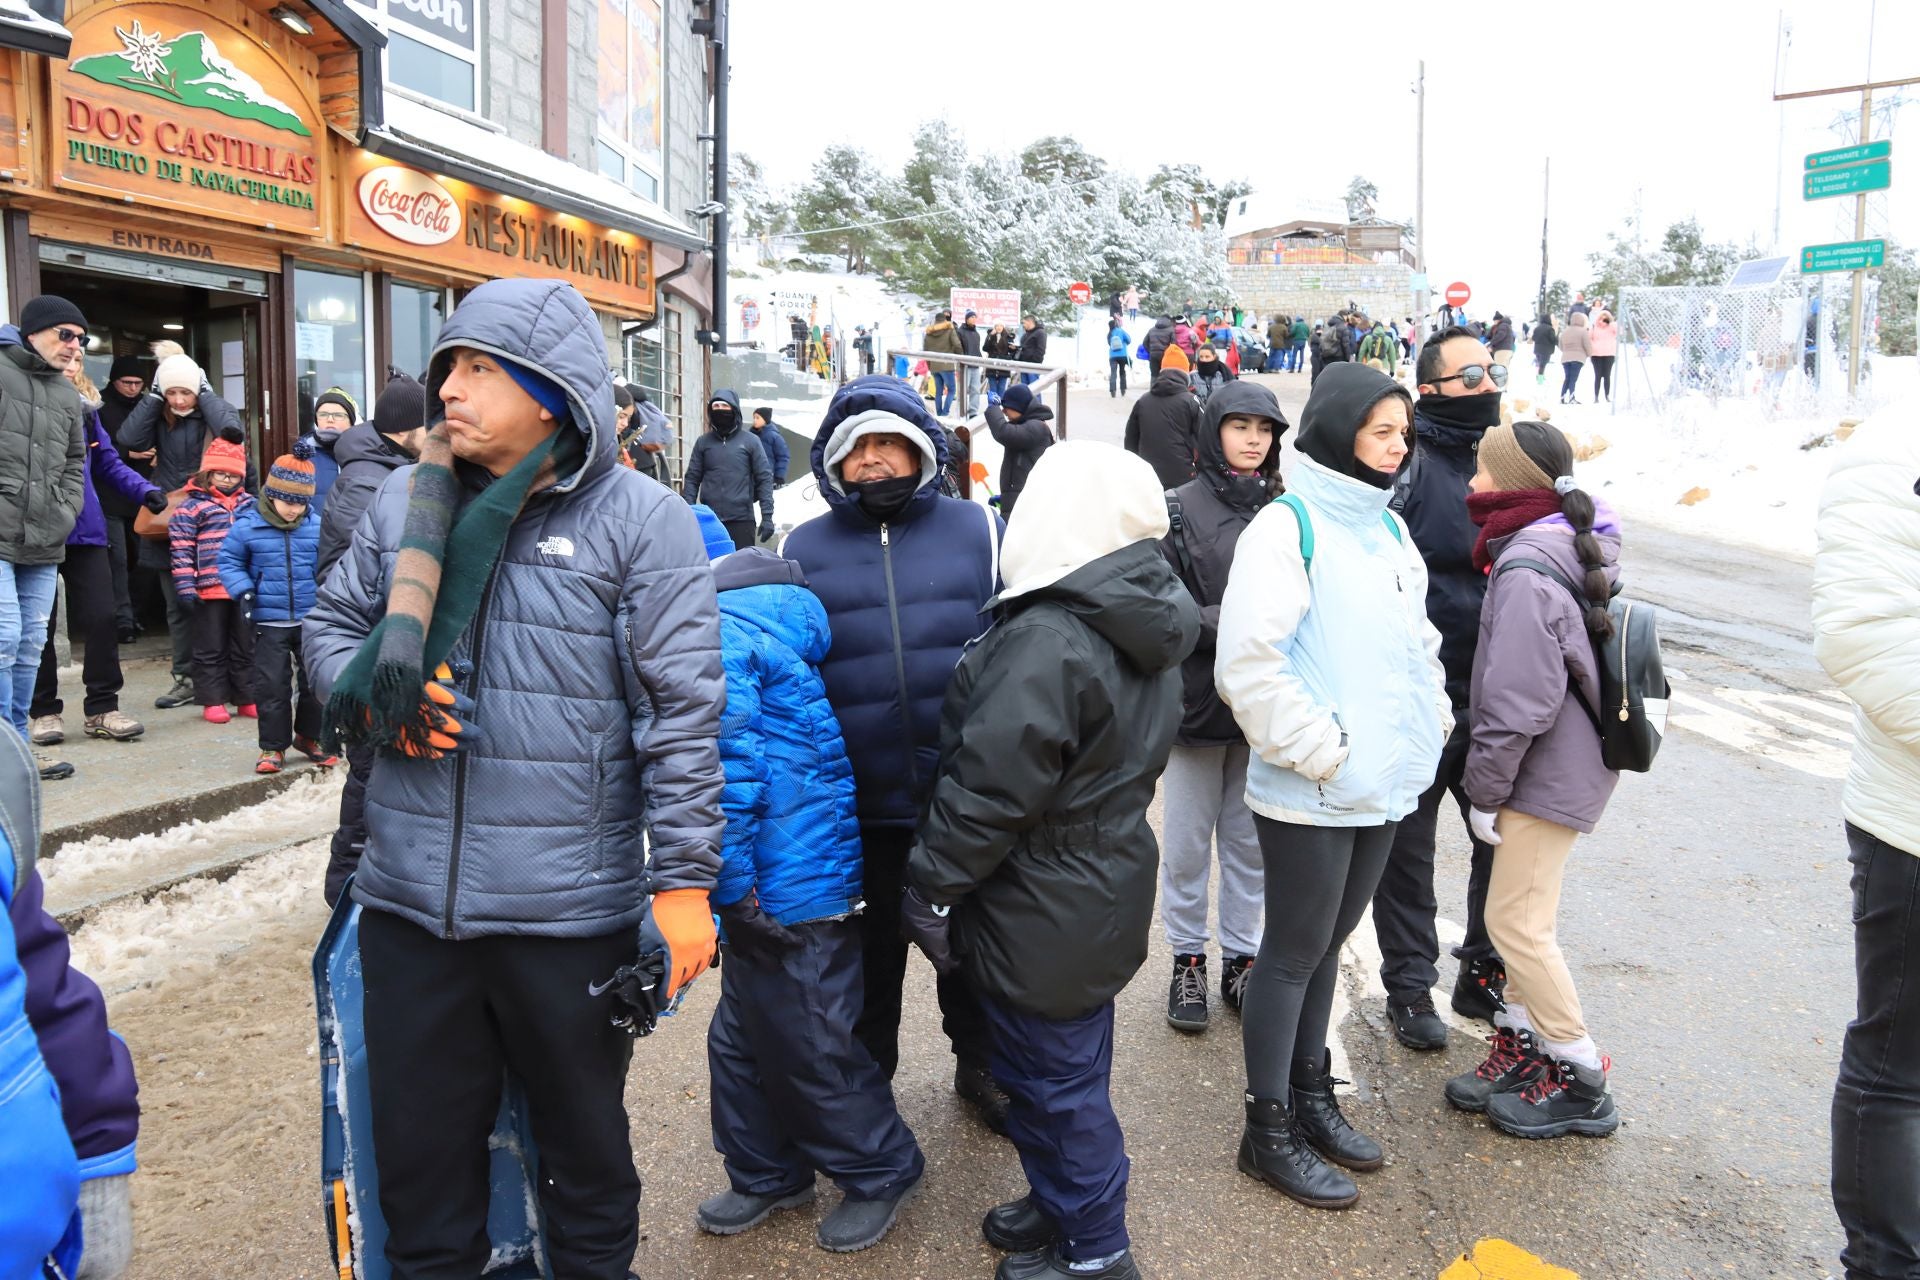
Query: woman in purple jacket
[
  {"left": 27, "top": 364, "right": 166, "bottom": 756},
  {"left": 1447, "top": 421, "right": 1623, "bottom": 1141}
]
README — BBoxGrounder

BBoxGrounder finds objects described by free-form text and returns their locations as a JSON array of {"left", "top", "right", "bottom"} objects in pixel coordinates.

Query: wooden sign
[
  {"left": 0, "top": 51, "right": 21, "bottom": 179},
  {"left": 339, "top": 148, "right": 655, "bottom": 318},
  {"left": 28, "top": 209, "right": 284, "bottom": 274},
  {"left": 48, "top": 1, "right": 325, "bottom": 236}
]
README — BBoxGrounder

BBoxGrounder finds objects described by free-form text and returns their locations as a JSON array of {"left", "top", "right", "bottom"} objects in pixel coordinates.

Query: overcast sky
[{"left": 729, "top": 0, "right": 1916, "bottom": 316}]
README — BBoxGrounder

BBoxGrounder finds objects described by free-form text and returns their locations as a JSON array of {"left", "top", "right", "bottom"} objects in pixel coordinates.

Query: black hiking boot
[
  {"left": 983, "top": 1195, "right": 1058, "bottom": 1252},
  {"left": 1444, "top": 1027, "right": 1547, "bottom": 1113},
  {"left": 1237, "top": 1094, "right": 1358, "bottom": 1209},
  {"left": 1389, "top": 992, "right": 1448, "bottom": 1050},
  {"left": 1451, "top": 956, "right": 1507, "bottom": 1024},
  {"left": 955, "top": 1061, "right": 1012, "bottom": 1136},
  {"left": 1167, "top": 953, "right": 1209, "bottom": 1033},
  {"left": 1221, "top": 954, "right": 1255, "bottom": 1015},
  {"left": 1486, "top": 1055, "right": 1620, "bottom": 1139},
  {"left": 1291, "top": 1052, "right": 1383, "bottom": 1171},
  {"left": 994, "top": 1246, "right": 1141, "bottom": 1280},
  {"left": 816, "top": 1174, "right": 920, "bottom": 1252},
  {"left": 153, "top": 675, "right": 195, "bottom": 709}
]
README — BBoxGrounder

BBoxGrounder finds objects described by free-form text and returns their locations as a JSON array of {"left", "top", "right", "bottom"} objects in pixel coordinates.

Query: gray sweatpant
[{"left": 1158, "top": 743, "right": 1264, "bottom": 957}]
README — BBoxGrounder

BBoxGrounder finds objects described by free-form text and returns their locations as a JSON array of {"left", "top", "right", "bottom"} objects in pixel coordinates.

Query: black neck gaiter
[
  {"left": 1415, "top": 391, "right": 1503, "bottom": 430},
  {"left": 848, "top": 474, "right": 919, "bottom": 521}
]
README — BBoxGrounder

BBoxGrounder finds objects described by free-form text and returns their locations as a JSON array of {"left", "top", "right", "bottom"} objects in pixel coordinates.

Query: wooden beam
[{"left": 542, "top": 0, "right": 567, "bottom": 158}]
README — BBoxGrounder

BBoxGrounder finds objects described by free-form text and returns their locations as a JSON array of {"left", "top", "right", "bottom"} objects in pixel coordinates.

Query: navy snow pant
[
  {"left": 983, "top": 995, "right": 1130, "bottom": 1262},
  {"left": 708, "top": 918, "right": 924, "bottom": 1200}
]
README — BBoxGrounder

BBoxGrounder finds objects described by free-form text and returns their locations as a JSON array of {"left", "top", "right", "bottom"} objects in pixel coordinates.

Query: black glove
[
  {"left": 757, "top": 521, "right": 775, "bottom": 544},
  {"left": 900, "top": 885, "right": 955, "bottom": 975},
  {"left": 237, "top": 590, "right": 256, "bottom": 624},
  {"left": 716, "top": 893, "right": 802, "bottom": 966},
  {"left": 142, "top": 489, "right": 168, "bottom": 514}
]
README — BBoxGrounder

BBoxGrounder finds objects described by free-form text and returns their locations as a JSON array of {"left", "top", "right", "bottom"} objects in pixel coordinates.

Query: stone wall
[
  {"left": 661, "top": 1, "right": 708, "bottom": 220},
  {"left": 480, "top": 0, "right": 541, "bottom": 148},
  {"left": 1229, "top": 262, "right": 1417, "bottom": 324}
]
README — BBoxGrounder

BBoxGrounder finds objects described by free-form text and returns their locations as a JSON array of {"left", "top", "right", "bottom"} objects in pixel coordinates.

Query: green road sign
[
  {"left": 1804, "top": 160, "right": 1891, "bottom": 200},
  {"left": 1801, "top": 239, "right": 1887, "bottom": 274},
  {"left": 1805, "top": 139, "right": 1892, "bottom": 171}
]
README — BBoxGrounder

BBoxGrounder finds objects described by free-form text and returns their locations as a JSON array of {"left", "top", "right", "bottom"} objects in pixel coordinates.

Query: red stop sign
[
  {"left": 1445, "top": 281, "right": 1472, "bottom": 307},
  {"left": 1068, "top": 281, "right": 1093, "bottom": 305}
]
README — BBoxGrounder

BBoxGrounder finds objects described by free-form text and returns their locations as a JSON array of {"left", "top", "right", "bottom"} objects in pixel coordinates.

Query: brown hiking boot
[{"left": 84, "top": 710, "right": 145, "bottom": 741}]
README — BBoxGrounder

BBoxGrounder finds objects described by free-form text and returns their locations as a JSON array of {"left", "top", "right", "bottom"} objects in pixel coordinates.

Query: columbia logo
[{"left": 537, "top": 536, "right": 575, "bottom": 557}]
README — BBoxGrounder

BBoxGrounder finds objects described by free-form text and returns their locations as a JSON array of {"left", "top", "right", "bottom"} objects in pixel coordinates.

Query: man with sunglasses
[
  {"left": 1373, "top": 324, "right": 1511, "bottom": 1050},
  {"left": 0, "top": 297, "right": 90, "bottom": 779}
]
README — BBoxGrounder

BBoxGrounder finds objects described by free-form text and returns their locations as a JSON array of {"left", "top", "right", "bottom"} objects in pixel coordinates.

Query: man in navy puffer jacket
[
  {"left": 697, "top": 525, "right": 925, "bottom": 1251},
  {"left": 783, "top": 375, "right": 1008, "bottom": 1131}
]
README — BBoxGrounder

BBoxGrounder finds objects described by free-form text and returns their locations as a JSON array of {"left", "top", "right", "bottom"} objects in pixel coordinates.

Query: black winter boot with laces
[
  {"left": 1486, "top": 1054, "right": 1619, "bottom": 1139},
  {"left": 1444, "top": 1026, "right": 1546, "bottom": 1113},
  {"left": 1221, "top": 954, "right": 1255, "bottom": 1014},
  {"left": 1237, "top": 1093, "right": 1358, "bottom": 1209},
  {"left": 1389, "top": 991, "right": 1448, "bottom": 1050},
  {"left": 1290, "top": 1051, "right": 1383, "bottom": 1171},
  {"left": 1167, "top": 953, "right": 1209, "bottom": 1033},
  {"left": 1451, "top": 956, "right": 1507, "bottom": 1024}
]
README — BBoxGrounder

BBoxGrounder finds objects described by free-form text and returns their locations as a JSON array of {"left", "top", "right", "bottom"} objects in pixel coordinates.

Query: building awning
[
  {"left": 366, "top": 94, "right": 710, "bottom": 253},
  {"left": 0, "top": 0, "right": 71, "bottom": 58}
]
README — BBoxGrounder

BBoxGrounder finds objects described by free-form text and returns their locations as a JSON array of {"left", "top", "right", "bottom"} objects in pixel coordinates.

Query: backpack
[
  {"left": 1494, "top": 558, "right": 1670, "bottom": 773},
  {"left": 1275, "top": 492, "right": 1399, "bottom": 572},
  {"left": 1359, "top": 330, "right": 1395, "bottom": 367},
  {"left": 1164, "top": 492, "right": 1197, "bottom": 586},
  {"left": 1318, "top": 327, "right": 1346, "bottom": 360}
]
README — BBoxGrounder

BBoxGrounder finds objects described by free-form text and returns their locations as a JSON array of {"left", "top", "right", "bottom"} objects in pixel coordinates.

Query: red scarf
[{"left": 1466, "top": 489, "right": 1563, "bottom": 573}]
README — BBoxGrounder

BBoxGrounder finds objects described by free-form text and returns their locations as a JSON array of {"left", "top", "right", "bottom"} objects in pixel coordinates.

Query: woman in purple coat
[
  {"left": 27, "top": 365, "right": 166, "bottom": 757},
  {"left": 1447, "top": 421, "right": 1624, "bottom": 1141}
]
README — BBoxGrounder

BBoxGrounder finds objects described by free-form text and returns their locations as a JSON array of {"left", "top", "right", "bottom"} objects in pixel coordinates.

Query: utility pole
[
  {"left": 1538, "top": 158, "right": 1550, "bottom": 322},
  {"left": 1414, "top": 60, "right": 1425, "bottom": 330},
  {"left": 1847, "top": 86, "right": 1870, "bottom": 396}
]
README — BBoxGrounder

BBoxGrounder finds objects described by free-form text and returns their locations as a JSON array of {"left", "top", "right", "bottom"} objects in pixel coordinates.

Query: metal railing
[{"left": 884, "top": 348, "right": 1071, "bottom": 439}]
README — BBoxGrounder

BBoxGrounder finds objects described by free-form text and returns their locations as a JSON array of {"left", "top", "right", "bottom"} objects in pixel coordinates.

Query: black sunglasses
[
  {"left": 53, "top": 327, "right": 87, "bottom": 345},
  {"left": 1430, "top": 362, "right": 1508, "bottom": 391}
]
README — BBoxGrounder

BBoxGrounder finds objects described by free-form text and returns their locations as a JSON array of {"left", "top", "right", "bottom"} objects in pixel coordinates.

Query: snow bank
[{"left": 42, "top": 772, "right": 343, "bottom": 913}]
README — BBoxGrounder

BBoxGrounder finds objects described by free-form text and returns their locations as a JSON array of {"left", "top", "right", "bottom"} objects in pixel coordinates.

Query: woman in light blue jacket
[{"left": 1214, "top": 362, "right": 1450, "bottom": 1212}]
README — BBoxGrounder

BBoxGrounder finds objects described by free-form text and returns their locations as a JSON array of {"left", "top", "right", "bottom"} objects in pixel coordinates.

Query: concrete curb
[
  {"left": 41, "top": 770, "right": 308, "bottom": 860},
  {"left": 53, "top": 835, "right": 315, "bottom": 932}
]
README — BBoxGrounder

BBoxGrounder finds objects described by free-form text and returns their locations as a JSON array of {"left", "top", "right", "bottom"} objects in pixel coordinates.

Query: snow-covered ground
[{"left": 1530, "top": 357, "right": 1916, "bottom": 559}]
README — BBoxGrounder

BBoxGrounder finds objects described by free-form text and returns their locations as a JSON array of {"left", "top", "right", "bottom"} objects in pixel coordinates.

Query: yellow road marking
[{"left": 1438, "top": 1237, "right": 1580, "bottom": 1279}]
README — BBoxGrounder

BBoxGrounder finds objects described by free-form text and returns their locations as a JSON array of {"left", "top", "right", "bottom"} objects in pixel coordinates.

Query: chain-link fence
[{"left": 1615, "top": 272, "right": 1886, "bottom": 418}]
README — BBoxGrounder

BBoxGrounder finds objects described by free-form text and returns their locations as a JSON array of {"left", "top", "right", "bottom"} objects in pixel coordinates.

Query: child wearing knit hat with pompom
[
  {"left": 169, "top": 434, "right": 257, "bottom": 725},
  {"left": 216, "top": 438, "right": 336, "bottom": 773}
]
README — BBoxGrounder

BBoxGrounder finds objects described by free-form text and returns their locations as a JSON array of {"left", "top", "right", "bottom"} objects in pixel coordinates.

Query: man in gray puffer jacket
[{"left": 304, "top": 278, "right": 725, "bottom": 1280}]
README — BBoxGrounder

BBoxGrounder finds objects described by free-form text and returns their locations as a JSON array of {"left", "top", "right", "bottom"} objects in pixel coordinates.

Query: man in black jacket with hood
[
  {"left": 1015, "top": 315, "right": 1048, "bottom": 383},
  {"left": 981, "top": 383, "right": 1053, "bottom": 517},
  {"left": 684, "top": 389, "right": 774, "bottom": 549},
  {"left": 1374, "top": 325, "right": 1510, "bottom": 1049},
  {"left": 1144, "top": 316, "right": 1177, "bottom": 379},
  {"left": 1123, "top": 350, "right": 1203, "bottom": 491}
]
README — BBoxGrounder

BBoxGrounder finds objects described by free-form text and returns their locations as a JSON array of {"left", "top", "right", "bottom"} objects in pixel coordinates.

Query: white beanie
[
  {"left": 154, "top": 354, "right": 202, "bottom": 394},
  {"left": 996, "top": 441, "right": 1170, "bottom": 602}
]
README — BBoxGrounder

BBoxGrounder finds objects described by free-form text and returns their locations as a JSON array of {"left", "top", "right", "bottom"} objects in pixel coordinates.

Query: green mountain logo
[{"left": 70, "top": 21, "right": 311, "bottom": 138}]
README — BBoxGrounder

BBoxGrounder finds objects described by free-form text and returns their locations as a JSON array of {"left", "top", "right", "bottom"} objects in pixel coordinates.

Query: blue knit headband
[{"left": 499, "top": 359, "right": 571, "bottom": 423}]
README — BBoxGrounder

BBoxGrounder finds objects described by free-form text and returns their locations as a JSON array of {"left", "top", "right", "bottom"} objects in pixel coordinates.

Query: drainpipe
[{"left": 694, "top": 0, "right": 729, "bottom": 354}]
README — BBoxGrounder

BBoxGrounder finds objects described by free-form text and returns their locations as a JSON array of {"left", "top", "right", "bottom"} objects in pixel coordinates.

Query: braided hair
[{"left": 1511, "top": 421, "right": 1614, "bottom": 639}]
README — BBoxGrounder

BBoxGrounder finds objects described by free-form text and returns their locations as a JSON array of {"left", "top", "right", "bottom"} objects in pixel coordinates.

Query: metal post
[
  {"left": 709, "top": 0, "right": 730, "bottom": 355},
  {"left": 1055, "top": 378, "right": 1068, "bottom": 440},
  {"left": 1414, "top": 60, "right": 1425, "bottom": 332},
  {"left": 1538, "top": 158, "right": 1550, "bottom": 322},
  {"left": 1847, "top": 86, "right": 1870, "bottom": 398}
]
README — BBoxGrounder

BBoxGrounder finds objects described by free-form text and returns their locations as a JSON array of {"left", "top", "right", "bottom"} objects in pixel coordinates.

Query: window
[
  {"left": 596, "top": 0, "right": 662, "bottom": 201},
  {"left": 390, "top": 280, "right": 446, "bottom": 382},
  {"left": 350, "top": 0, "right": 480, "bottom": 112},
  {"left": 294, "top": 265, "right": 369, "bottom": 433},
  {"left": 624, "top": 308, "right": 682, "bottom": 476}
]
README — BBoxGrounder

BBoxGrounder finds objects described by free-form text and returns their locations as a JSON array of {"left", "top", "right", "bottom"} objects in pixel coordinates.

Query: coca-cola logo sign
[{"left": 357, "top": 165, "right": 460, "bottom": 246}]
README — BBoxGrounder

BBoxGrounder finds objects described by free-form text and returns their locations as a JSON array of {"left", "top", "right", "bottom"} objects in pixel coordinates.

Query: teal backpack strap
[{"left": 1276, "top": 492, "right": 1313, "bottom": 571}]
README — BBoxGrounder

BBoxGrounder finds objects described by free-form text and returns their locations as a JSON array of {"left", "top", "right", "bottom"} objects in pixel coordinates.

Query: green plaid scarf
[{"left": 321, "top": 421, "right": 579, "bottom": 756}]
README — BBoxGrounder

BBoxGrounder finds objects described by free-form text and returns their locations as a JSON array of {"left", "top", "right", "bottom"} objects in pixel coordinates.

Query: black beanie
[
  {"left": 19, "top": 295, "right": 87, "bottom": 336},
  {"left": 371, "top": 374, "right": 426, "bottom": 439},
  {"left": 753, "top": 406, "right": 774, "bottom": 426},
  {"left": 314, "top": 388, "right": 360, "bottom": 425},
  {"left": 107, "top": 354, "right": 146, "bottom": 383},
  {"left": 613, "top": 384, "right": 634, "bottom": 409}
]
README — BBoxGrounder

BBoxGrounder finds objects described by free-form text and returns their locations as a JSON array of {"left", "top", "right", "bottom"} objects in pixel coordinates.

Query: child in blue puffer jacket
[
  {"left": 218, "top": 440, "right": 336, "bottom": 775},
  {"left": 690, "top": 506, "right": 925, "bottom": 1255}
]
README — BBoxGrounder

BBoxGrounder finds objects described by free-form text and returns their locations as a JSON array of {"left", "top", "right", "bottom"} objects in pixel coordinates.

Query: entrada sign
[{"left": 48, "top": 2, "right": 324, "bottom": 235}]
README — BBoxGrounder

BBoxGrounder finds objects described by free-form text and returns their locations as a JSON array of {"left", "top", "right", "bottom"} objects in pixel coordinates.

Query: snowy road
[{"left": 65, "top": 374, "right": 1856, "bottom": 1279}]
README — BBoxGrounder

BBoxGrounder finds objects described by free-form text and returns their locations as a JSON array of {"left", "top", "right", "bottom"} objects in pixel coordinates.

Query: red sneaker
[
  {"left": 293, "top": 735, "right": 340, "bottom": 768},
  {"left": 255, "top": 750, "right": 284, "bottom": 775},
  {"left": 203, "top": 705, "right": 231, "bottom": 725},
  {"left": 236, "top": 704, "right": 259, "bottom": 718}
]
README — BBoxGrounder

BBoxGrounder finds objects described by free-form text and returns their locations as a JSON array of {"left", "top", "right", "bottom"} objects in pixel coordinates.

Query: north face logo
[{"left": 537, "top": 536, "right": 575, "bottom": 557}]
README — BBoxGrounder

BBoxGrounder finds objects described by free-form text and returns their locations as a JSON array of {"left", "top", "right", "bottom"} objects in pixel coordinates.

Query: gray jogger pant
[{"left": 1158, "top": 742, "right": 1264, "bottom": 957}]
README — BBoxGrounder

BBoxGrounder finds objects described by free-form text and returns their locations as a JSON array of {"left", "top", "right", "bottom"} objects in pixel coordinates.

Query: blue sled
[{"left": 314, "top": 887, "right": 552, "bottom": 1279}]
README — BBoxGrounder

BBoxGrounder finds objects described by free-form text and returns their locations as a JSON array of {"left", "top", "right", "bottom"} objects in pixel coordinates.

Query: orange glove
[
  {"left": 396, "top": 662, "right": 482, "bottom": 760},
  {"left": 650, "top": 888, "right": 717, "bottom": 999}
]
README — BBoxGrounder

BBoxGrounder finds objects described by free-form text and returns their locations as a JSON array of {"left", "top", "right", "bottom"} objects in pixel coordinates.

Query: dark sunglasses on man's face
[
  {"left": 53, "top": 327, "right": 86, "bottom": 346},
  {"left": 1431, "top": 362, "right": 1508, "bottom": 391}
]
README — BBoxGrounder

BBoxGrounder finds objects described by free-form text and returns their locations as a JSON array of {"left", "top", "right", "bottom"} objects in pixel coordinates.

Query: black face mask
[
  {"left": 708, "top": 406, "right": 738, "bottom": 434},
  {"left": 1415, "top": 391, "right": 1503, "bottom": 430},
  {"left": 847, "top": 474, "right": 920, "bottom": 521}
]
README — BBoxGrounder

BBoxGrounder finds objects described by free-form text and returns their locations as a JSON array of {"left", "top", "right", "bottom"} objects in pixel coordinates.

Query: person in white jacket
[
  {"left": 1214, "top": 363, "right": 1450, "bottom": 1212},
  {"left": 1812, "top": 405, "right": 1920, "bottom": 1280}
]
